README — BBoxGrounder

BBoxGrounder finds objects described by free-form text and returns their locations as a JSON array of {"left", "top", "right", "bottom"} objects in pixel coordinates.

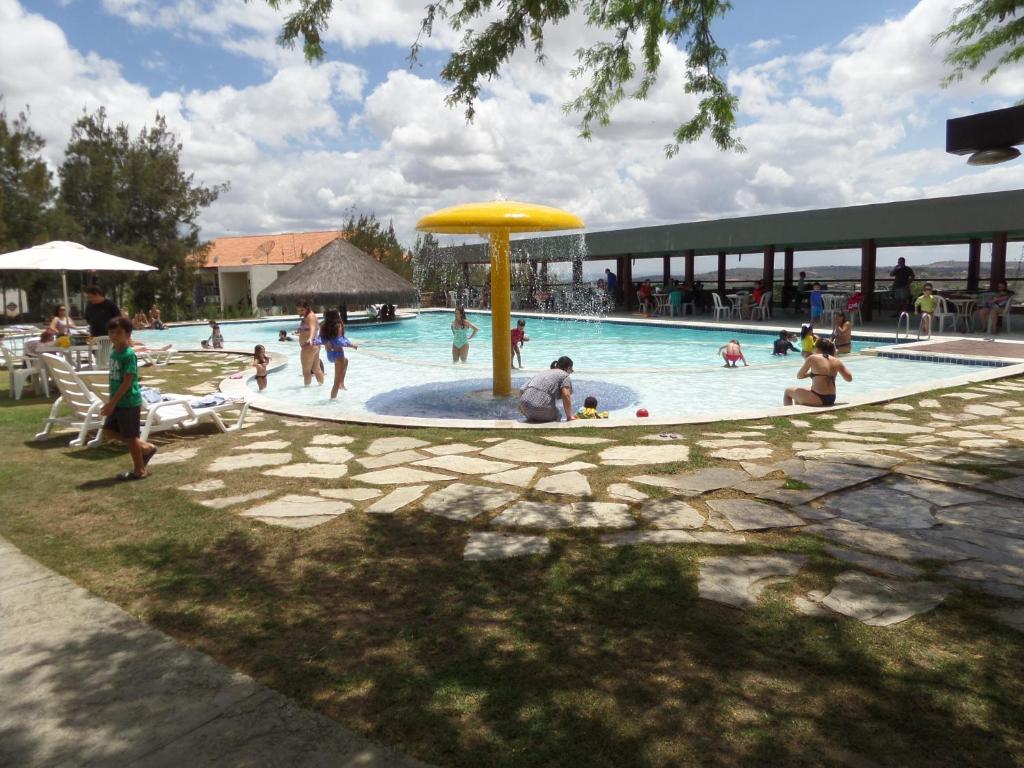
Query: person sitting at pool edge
[
  {"left": 576, "top": 395, "right": 608, "bottom": 419},
  {"left": 784, "top": 338, "right": 852, "bottom": 407},
  {"left": 519, "top": 356, "right": 575, "bottom": 422},
  {"left": 914, "top": 283, "right": 938, "bottom": 337},
  {"left": 718, "top": 339, "right": 748, "bottom": 368},
  {"left": 773, "top": 330, "right": 798, "bottom": 356}
]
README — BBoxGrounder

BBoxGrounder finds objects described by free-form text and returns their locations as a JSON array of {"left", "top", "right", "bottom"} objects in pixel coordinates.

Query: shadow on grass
[{"left": 107, "top": 511, "right": 1024, "bottom": 768}]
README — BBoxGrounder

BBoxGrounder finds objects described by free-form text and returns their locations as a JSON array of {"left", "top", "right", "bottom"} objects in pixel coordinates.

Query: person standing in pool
[
  {"left": 519, "top": 356, "right": 575, "bottom": 422},
  {"left": 831, "top": 311, "right": 852, "bottom": 355},
  {"left": 320, "top": 309, "right": 358, "bottom": 398},
  {"left": 297, "top": 300, "right": 324, "bottom": 386},
  {"left": 451, "top": 306, "right": 479, "bottom": 363},
  {"left": 784, "top": 338, "right": 852, "bottom": 407}
]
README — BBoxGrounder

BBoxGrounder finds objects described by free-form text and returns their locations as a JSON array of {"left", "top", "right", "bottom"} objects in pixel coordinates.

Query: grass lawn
[{"left": 1, "top": 353, "right": 1023, "bottom": 767}]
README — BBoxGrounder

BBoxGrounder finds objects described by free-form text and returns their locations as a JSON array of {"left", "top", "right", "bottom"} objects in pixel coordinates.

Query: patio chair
[
  {"left": 932, "top": 296, "right": 956, "bottom": 334},
  {"left": 710, "top": 293, "right": 730, "bottom": 321},
  {"left": 2, "top": 343, "right": 49, "bottom": 399},
  {"left": 750, "top": 292, "right": 772, "bottom": 321},
  {"left": 35, "top": 353, "right": 249, "bottom": 448}
]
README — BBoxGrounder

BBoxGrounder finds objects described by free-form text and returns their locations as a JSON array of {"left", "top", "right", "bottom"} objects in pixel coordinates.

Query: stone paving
[{"left": 149, "top": 368, "right": 1024, "bottom": 630}]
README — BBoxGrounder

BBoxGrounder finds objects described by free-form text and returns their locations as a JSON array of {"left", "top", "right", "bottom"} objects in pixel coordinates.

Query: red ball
[{"left": 636, "top": 408, "right": 649, "bottom": 418}]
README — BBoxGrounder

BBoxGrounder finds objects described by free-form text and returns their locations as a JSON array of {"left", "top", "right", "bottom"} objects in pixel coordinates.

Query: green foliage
[
  {"left": 261, "top": 0, "right": 742, "bottom": 155},
  {"left": 0, "top": 105, "right": 55, "bottom": 251},
  {"left": 342, "top": 210, "right": 413, "bottom": 280},
  {"left": 412, "top": 231, "right": 487, "bottom": 300},
  {"left": 56, "top": 108, "right": 227, "bottom": 315},
  {"left": 934, "top": 1, "right": 1024, "bottom": 86}
]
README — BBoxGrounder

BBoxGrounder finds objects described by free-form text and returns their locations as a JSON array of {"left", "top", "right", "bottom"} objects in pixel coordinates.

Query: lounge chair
[
  {"left": 136, "top": 345, "right": 176, "bottom": 366},
  {"left": 35, "top": 353, "right": 249, "bottom": 447}
]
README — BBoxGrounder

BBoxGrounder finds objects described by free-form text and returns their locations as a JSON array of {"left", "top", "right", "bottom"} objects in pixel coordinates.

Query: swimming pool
[{"left": 137, "top": 312, "right": 1002, "bottom": 423}]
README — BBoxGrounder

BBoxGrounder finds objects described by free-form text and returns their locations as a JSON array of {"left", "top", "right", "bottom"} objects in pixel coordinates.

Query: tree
[
  {"left": 261, "top": 0, "right": 741, "bottom": 156},
  {"left": 342, "top": 210, "right": 414, "bottom": 280},
  {"left": 934, "top": 1, "right": 1024, "bottom": 86},
  {"left": 57, "top": 108, "right": 227, "bottom": 314},
  {"left": 0, "top": 105, "right": 55, "bottom": 251}
]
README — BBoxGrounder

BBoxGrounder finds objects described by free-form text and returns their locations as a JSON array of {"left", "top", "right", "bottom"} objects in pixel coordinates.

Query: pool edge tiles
[{"left": 220, "top": 357, "right": 1024, "bottom": 430}]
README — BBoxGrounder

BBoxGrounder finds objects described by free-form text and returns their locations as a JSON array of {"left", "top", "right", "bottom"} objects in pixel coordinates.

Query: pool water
[{"left": 137, "top": 312, "right": 986, "bottom": 421}]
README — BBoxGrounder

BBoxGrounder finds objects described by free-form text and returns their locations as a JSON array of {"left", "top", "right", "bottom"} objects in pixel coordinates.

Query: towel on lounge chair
[
  {"left": 190, "top": 393, "right": 229, "bottom": 408},
  {"left": 140, "top": 386, "right": 164, "bottom": 404}
]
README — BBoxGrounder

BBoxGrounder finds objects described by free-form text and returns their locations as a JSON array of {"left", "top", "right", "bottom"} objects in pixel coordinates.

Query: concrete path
[{"left": 0, "top": 536, "right": 427, "bottom": 768}]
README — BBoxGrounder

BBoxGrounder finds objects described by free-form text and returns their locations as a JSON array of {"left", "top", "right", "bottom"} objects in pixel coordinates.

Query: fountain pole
[
  {"left": 416, "top": 201, "right": 583, "bottom": 399},
  {"left": 490, "top": 230, "right": 512, "bottom": 396}
]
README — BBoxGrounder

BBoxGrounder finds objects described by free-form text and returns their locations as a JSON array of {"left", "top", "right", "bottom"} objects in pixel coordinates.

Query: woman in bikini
[
  {"left": 451, "top": 306, "right": 479, "bottom": 363},
  {"left": 297, "top": 300, "right": 324, "bottom": 386},
  {"left": 253, "top": 345, "right": 270, "bottom": 391},
  {"left": 831, "top": 311, "right": 852, "bottom": 355},
  {"left": 784, "top": 338, "right": 852, "bottom": 407}
]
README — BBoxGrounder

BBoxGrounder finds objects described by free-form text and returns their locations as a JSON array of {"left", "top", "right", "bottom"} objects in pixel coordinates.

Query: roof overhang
[{"left": 433, "top": 189, "right": 1024, "bottom": 264}]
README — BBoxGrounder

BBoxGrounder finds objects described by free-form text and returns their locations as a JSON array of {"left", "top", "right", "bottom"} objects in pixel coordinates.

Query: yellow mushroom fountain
[{"left": 416, "top": 201, "right": 585, "bottom": 397}]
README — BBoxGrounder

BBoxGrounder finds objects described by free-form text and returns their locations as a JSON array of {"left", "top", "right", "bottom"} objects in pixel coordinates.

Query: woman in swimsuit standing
[
  {"left": 297, "top": 300, "right": 324, "bottom": 386},
  {"left": 451, "top": 306, "right": 479, "bottom": 363},
  {"left": 784, "top": 338, "right": 851, "bottom": 407},
  {"left": 831, "top": 311, "right": 852, "bottom": 355}
]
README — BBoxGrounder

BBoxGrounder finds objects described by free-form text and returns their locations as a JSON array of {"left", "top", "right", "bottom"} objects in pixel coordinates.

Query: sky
[{"left": 2, "top": 0, "right": 1023, "bottom": 276}]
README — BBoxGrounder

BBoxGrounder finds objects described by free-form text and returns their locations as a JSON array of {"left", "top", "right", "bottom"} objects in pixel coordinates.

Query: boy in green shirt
[
  {"left": 914, "top": 283, "right": 939, "bottom": 337},
  {"left": 101, "top": 317, "right": 157, "bottom": 480}
]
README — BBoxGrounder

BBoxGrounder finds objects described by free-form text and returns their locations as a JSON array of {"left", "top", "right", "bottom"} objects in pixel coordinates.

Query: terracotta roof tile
[{"left": 199, "top": 230, "right": 346, "bottom": 268}]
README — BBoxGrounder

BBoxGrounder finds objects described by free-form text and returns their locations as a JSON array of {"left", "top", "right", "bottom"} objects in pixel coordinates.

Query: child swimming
[{"left": 773, "top": 330, "right": 798, "bottom": 355}]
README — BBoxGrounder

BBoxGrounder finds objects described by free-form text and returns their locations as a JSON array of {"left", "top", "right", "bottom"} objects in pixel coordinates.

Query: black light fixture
[{"left": 947, "top": 105, "right": 1024, "bottom": 166}]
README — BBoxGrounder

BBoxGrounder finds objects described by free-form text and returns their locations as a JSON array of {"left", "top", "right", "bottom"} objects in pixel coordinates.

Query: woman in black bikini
[
  {"left": 784, "top": 338, "right": 851, "bottom": 407},
  {"left": 831, "top": 311, "right": 852, "bottom": 355}
]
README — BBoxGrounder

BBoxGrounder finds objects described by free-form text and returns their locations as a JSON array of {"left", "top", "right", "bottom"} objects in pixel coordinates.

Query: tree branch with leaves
[
  {"left": 934, "top": 1, "right": 1024, "bottom": 86},
  {"left": 258, "top": 0, "right": 741, "bottom": 155}
]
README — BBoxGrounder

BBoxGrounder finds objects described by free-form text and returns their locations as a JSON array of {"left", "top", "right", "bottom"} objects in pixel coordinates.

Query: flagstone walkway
[{"left": 157, "top": 373, "right": 1024, "bottom": 630}]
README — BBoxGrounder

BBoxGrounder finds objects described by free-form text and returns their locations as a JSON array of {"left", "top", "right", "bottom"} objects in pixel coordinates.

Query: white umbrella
[{"left": 0, "top": 241, "right": 158, "bottom": 310}]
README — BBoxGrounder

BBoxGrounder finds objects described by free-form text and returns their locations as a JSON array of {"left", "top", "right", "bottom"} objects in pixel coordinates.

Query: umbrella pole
[{"left": 61, "top": 271, "right": 70, "bottom": 313}]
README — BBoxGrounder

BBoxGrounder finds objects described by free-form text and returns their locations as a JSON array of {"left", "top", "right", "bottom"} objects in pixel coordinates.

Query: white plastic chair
[
  {"left": 35, "top": 354, "right": 249, "bottom": 447},
  {"left": 993, "top": 299, "right": 1013, "bottom": 334},
  {"left": 932, "top": 296, "right": 956, "bottom": 334},
  {"left": 711, "top": 293, "right": 730, "bottom": 321},
  {"left": 2, "top": 343, "right": 49, "bottom": 399},
  {"left": 845, "top": 301, "right": 863, "bottom": 326},
  {"left": 446, "top": 290, "right": 458, "bottom": 308},
  {"left": 750, "top": 292, "right": 772, "bottom": 321},
  {"left": 92, "top": 337, "right": 113, "bottom": 370}
]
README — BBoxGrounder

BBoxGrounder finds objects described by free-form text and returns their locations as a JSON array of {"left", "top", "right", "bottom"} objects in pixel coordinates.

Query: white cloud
[{"left": 2, "top": 0, "right": 1024, "bottom": 262}]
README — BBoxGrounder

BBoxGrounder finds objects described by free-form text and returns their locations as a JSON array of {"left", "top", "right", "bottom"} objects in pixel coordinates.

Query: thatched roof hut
[{"left": 256, "top": 237, "right": 417, "bottom": 308}]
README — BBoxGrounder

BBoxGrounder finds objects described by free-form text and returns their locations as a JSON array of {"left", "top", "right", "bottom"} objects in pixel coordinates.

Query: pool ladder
[{"left": 895, "top": 311, "right": 929, "bottom": 342}]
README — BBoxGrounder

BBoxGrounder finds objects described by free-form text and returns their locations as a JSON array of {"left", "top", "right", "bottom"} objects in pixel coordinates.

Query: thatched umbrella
[{"left": 256, "top": 237, "right": 417, "bottom": 308}]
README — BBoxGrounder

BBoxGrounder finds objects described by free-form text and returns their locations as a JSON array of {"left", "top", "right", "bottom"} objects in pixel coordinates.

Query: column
[
  {"left": 783, "top": 247, "right": 794, "bottom": 307},
  {"left": 623, "top": 255, "right": 635, "bottom": 310},
  {"left": 860, "top": 239, "right": 877, "bottom": 323},
  {"left": 489, "top": 231, "right": 512, "bottom": 397},
  {"left": 761, "top": 246, "right": 774, "bottom": 307},
  {"left": 684, "top": 249, "right": 695, "bottom": 285},
  {"left": 461, "top": 261, "right": 470, "bottom": 287},
  {"left": 572, "top": 255, "right": 584, "bottom": 286},
  {"left": 967, "top": 238, "right": 981, "bottom": 292},
  {"left": 990, "top": 232, "right": 1008, "bottom": 289},
  {"left": 662, "top": 255, "right": 671, "bottom": 287},
  {"left": 717, "top": 252, "right": 726, "bottom": 295},
  {"left": 615, "top": 256, "right": 624, "bottom": 307}
]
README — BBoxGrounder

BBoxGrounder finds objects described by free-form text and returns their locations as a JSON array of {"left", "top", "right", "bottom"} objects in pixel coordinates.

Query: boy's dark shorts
[{"left": 103, "top": 406, "right": 141, "bottom": 439}]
